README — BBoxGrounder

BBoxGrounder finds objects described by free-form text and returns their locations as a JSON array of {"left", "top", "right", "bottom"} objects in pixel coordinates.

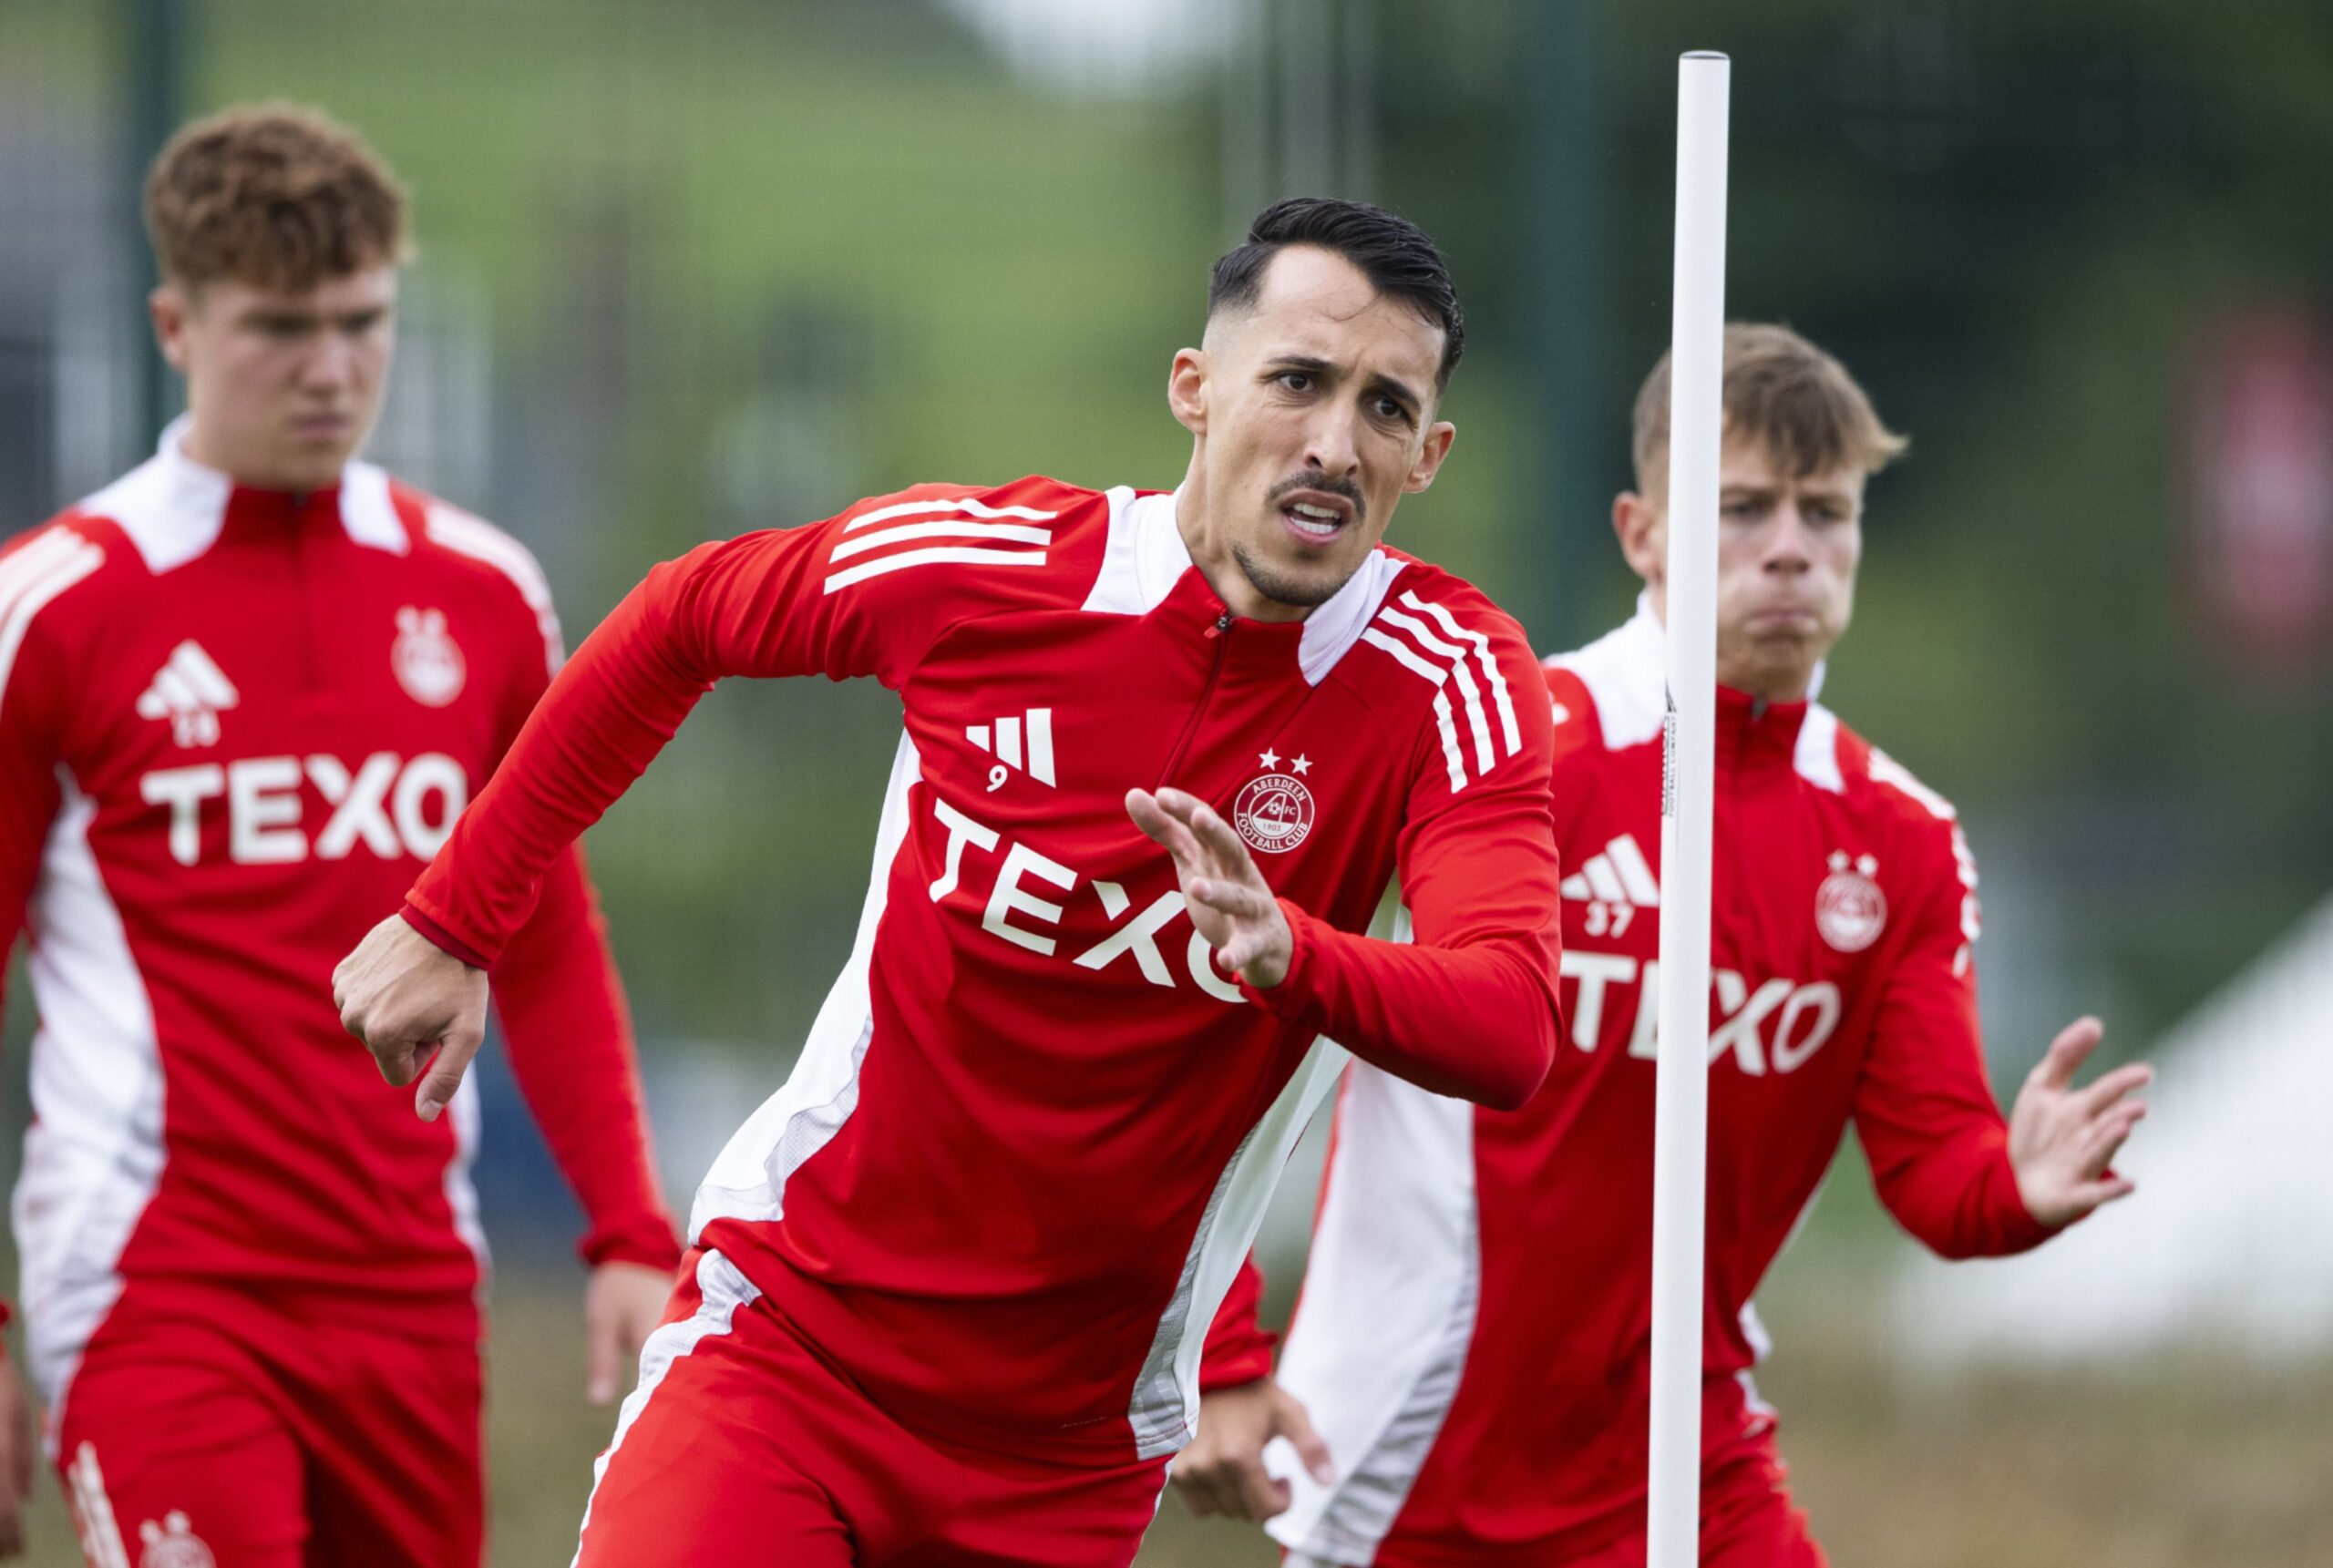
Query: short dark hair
[{"left": 1208, "top": 198, "right": 1465, "bottom": 391}]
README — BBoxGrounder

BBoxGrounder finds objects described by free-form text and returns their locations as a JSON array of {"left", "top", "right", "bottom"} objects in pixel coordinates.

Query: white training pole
[{"left": 1648, "top": 48, "right": 1729, "bottom": 1568}]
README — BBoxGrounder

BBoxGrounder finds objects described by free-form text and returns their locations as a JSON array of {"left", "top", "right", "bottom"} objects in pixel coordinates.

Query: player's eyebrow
[
  {"left": 1267, "top": 355, "right": 1424, "bottom": 420},
  {"left": 1363, "top": 371, "right": 1424, "bottom": 420},
  {"left": 1265, "top": 353, "right": 1336, "bottom": 379}
]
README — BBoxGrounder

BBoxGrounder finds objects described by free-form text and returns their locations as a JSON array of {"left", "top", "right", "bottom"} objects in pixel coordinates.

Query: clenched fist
[{"left": 333, "top": 914, "right": 489, "bottom": 1122}]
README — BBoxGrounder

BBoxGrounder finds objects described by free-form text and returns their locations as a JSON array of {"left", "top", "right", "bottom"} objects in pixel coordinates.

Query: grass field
[{"left": 12, "top": 1282, "right": 2324, "bottom": 1565}]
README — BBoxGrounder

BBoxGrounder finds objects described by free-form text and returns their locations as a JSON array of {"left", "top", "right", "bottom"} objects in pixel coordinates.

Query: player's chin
[
  {"left": 1740, "top": 635, "right": 1826, "bottom": 693},
  {"left": 1240, "top": 538, "right": 1364, "bottom": 612},
  {"left": 273, "top": 446, "right": 356, "bottom": 492}
]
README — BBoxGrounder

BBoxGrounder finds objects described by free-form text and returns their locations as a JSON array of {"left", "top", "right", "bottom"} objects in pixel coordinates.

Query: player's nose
[
  {"left": 1762, "top": 502, "right": 1815, "bottom": 570},
  {"left": 1301, "top": 405, "right": 1362, "bottom": 480},
  {"left": 300, "top": 332, "right": 358, "bottom": 393}
]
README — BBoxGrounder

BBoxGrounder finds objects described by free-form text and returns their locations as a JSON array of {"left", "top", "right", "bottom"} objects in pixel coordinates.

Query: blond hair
[
  {"left": 1632, "top": 323, "right": 1906, "bottom": 496},
  {"left": 146, "top": 103, "right": 407, "bottom": 292}
]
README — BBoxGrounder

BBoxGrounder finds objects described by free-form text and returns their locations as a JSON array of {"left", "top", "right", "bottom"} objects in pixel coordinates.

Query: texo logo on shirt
[
  {"left": 139, "top": 752, "right": 468, "bottom": 866},
  {"left": 1558, "top": 948, "right": 1842, "bottom": 1076},
  {"left": 926, "top": 794, "right": 1248, "bottom": 1002}
]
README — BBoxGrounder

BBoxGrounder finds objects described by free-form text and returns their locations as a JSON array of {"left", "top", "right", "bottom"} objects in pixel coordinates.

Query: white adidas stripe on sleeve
[
  {"left": 1401, "top": 590, "right": 1521, "bottom": 755},
  {"left": 823, "top": 545, "right": 1050, "bottom": 595},
  {"left": 822, "top": 497, "right": 1056, "bottom": 595},
  {"left": 1363, "top": 594, "right": 1526, "bottom": 794},
  {"left": 842, "top": 496, "right": 1059, "bottom": 532},
  {"left": 424, "top": 505, "right": 566, "bottom": 678},
  {"left": 0, "top": 530, "right": 106, "bottom": 714},
  {"left": 1376, "top": 605, "right": 1497, "bottom": 774},
  {"left": 1360, "top": 627, "right": 1469, "bottom": 792},
  {"left": 828, "top": 520, "right": 1053, "bottom": 561}
]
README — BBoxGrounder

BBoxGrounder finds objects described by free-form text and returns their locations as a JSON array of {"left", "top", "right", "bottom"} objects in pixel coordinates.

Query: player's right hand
[
  {"left": 1172, "top": 1377, "right": 1333, "bottom": 1522},
  {"left": 333, "top": 913, "right": 489, "bottom": 1123}
]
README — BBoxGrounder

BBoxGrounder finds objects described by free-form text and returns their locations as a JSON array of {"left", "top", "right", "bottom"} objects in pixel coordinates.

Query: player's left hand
[
  {"left": 2008, "top": 1015, "right": 2151, "bottom": 1230},
  {"left": 1125, "top": 787, "right": 1294, "bottom": 988},
  {"left": 1174, "top": 1377, "right": 1333, "bottom": 1521},
  {"left": 584, "top": 1261, "right": 673, "bottom": 1407}
]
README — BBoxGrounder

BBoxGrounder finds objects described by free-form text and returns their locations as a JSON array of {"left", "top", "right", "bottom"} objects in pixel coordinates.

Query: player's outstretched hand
[
  {"left": 333, "top": 913, "right": 489, "bottom": 1123},
  {"left": 1125, "top": 787, "right": 1294, "bottom": 989},
  {"left": 2008, "top": 1016, "right": 2151, "bottom": 1230},
  {"left": 585, "top": 1261, "right": 673, "bottom": 1407},
  {"left": 0, "top": 1355, "right": 33, "bottom": 1556},
  {"left": 1174, "top": 1378, "right": 1333, "bottom": 1522}
]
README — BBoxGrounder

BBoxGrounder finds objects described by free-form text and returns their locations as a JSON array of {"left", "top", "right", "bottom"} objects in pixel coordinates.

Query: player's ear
[
  {"left": 151, "top": 283, "right": 192, "bottom": 374},
  {"left": 1167, "top": 347, "right": 1208, "bottom": 436},
  {"left": 1614, "top": 489, "right": 1665, "bottom": 586},
  {"left": 1403, "top": 419, "right": 1456, "bottom": 494}
]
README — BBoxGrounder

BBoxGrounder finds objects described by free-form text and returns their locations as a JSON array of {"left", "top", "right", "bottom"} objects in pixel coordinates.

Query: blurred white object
[
  {"left": 1649, "top": 50, "right": 1729, "bottom": 1568},
  {"left": 1894, "top": 891, "right": 2333, "bottom": 1361},
  {"left": 937, "top": 0, "right": 1248, "bottom": 95}
]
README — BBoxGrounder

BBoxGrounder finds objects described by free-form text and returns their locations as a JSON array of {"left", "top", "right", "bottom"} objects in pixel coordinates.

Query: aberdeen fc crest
[
  {"left": 393, "top": 606, "right": 466, "bottom": 707},
  {"left": 138, "top": 1512, "right": 217, "bottom": 1568},
  {"left": 1816, "top": 851, "right": 1887, "bottom": 953},
  {"left": 1234, "top": 771, "right": 1314, "bottom": 854}
]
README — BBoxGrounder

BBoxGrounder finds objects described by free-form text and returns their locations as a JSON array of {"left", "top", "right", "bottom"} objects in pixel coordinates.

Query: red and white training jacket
[
  {"left": 398, "top": 477, "right": 1563, "bottom": 1464},
  {"left": 0, "top": 424, "right": 678, "bottom": 1409},
  {"left": 1207, "top": 600, "right": 2052, "bottom": 1563}
]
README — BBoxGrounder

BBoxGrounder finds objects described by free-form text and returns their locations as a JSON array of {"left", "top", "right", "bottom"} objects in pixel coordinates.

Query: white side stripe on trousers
[{"left": 570, "top": 1252, "right": 762, "bottom": 1567}]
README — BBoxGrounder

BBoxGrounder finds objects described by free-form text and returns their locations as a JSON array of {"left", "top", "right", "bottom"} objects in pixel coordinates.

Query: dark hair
[{"left": 1208, "top": 198, "right": 1465, "bottom": 390}]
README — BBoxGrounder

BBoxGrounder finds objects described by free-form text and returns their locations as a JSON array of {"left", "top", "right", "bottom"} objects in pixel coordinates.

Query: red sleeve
[
  {"left": 0, "top": 590, "right": 64, "bottom": 1033},
  {"left": 404, "top": 484, "right": 1021, "bottom": 966},
  {"left": 1, "top": 525, "right": 99, "bottom": 1329},
  {"left": 1244, "top": 613, "right": 1561, "bottom": 1112},
  {"left": 1199, "top": 1255, "right": 1277, "bottom": 1391},
  {"left": 1854, "top": 817, "right": 2053, "bottom": 1258},
  {"left": 490, "top": 845, "right": 681, "bottom": 1271}
]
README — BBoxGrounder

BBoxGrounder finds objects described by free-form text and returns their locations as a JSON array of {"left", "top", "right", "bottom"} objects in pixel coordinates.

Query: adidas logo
[
  {"left": 1560, "top": 832, "right": 1661, "bottom": 908},
  {"left": 136, "top": 640, "right": 240, "bottom": 748},
  {"left": 967, "top": 707, "right": 1056, "bottom": 789}
]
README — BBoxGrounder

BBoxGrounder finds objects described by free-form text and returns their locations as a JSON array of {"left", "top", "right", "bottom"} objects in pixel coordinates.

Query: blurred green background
[{"left": 3, "top": 1, "right": 2329, "bottom": 1563}]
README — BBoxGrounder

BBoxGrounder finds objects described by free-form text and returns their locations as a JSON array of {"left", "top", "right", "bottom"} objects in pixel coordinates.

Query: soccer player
[
  {"left": 1180, "top": 323, "right": 2153, "bottom": 1566},
  {"left": 331, "top": 197, "right": 1565, "bottom": 1563},
  {"left": 0, "top": 107, "right": 680, "bottom": 1565}
]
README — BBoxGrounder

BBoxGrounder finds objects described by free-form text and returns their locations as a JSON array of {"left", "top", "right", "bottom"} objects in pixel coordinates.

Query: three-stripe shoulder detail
[
  {"left": 0, "top": 527, "right": 107, "bottom": 708},
  {"left": 1866, "top": 745, "right": 1958, "bottom": 823},
  {"left": 1360, "top": 589, "right": 1525, "bottom": 793},
  {"left": 822, "top": 496, "right": 1059, "bottom": 595},
  {"left": 422, "top": 504, "right": 565, "bottom": 678}
]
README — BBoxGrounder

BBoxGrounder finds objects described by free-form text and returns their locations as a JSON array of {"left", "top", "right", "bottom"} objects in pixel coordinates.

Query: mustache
[{"left": 1266, "top": 473, "right": 1365, "bottom": 528}]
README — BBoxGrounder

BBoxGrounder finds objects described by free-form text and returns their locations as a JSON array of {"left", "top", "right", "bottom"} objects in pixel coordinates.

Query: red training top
[
  {"left": 400, "top": 477, "right": 1563, "bottom": 1463},
  {"left": 0, "top": 423, "right": 677, "bottom": 1405},
  {"left": 1208, "top": 600, "right": 2051, "bottom": 1564}
]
